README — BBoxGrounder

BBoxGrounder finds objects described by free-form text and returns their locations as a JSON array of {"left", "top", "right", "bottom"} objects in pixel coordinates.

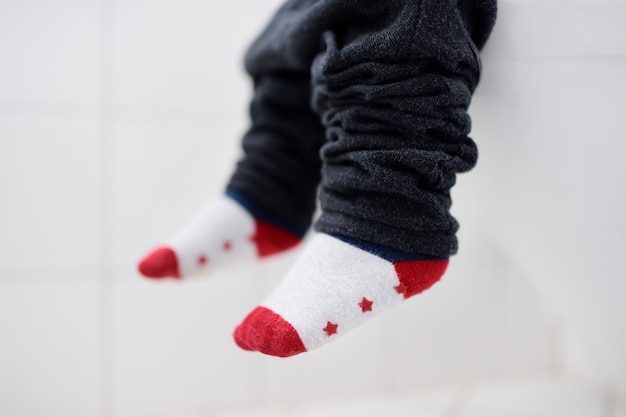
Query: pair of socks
[
  {"left": 137, "top": 0, "right": 497, "bottom": 358},
  {"left": 138, "top": 193, "right": 447, "bottom": 358}
]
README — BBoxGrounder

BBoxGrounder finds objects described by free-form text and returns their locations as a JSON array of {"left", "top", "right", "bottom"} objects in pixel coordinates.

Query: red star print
[
  {"left": 198, "top": 255, "right": 208, "bottom": 265},
  {"left": 359, "top": 297, "right": 373, "bottom": 313},
  {"left": 223, "top": 241, "right": 232, "bottom": 251},
  {"left": 323, "top": 321, "right": 338, "bottom": 336},
  {"left": 395, "top": 282, "right": 408, "bottom": 295}
]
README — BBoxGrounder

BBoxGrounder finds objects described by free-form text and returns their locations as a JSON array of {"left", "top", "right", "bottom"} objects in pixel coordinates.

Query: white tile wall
[
  {"left": 471, "top": 20, "right": 626, "bottom": 395},
  {"left": 159, "top": 375, "right": 614, "bottom": 417},
  {"left": 110, "top": 0, "right": 284, "bottom": 113},
  {"left": 0, "top": 0, "right": 99, "bottom": 105},
  {"left": 111, "top": 275, "right": 253, "bottom": 416},
  {"left": 0, "top": 279, "right": 100, "bottom": 417},
  {"left": 280, "top": 388, "right": 458, "bottom": 417},
  {"left": 388, "top": 222, "right": 557, "bottom": 386},
  {"left": 112, "top": 1, "right": 243, "bottom": 112},
  {"left": 0, "top": 114, "right": 100, "bottom": 272},
  {"left": 1, "top": 0, "right": 625, "bottom": 416},
  {"left": 249, "top": 310, "right": 392, "bottom": 404},
  {"left": 109, "top": 117, "right": 242, "bottom": 273},
  {"left": 461, "top": 377, "right": 606, "bottom": 417},
  {"left": 492, "top": 1, "right": 626, "bottom": 59}
]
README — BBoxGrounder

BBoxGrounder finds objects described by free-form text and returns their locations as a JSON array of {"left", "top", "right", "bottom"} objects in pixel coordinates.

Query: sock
[
  {"left": 233, "top": 233, "right": 448, "bottom": 357},
  {"left": 137, "top": 190, "right": 304, "bottom": 279}
]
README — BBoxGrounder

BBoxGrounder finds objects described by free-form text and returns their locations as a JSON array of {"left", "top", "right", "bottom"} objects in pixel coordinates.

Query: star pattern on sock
[
  {"left": 323, "top": 321, "right": 338, "bottom": 336},
  {"left": 358, "top": 297, "right": 373, "bottom": 313},
  {"left": 232, "top": 235, "right": 450, "bottom": 357},
  {"left": 138, "top": 195, "right": 304, "bottom": 280},
  {"left": 394, "top": 282, "right": 408, "bottom": 296}
]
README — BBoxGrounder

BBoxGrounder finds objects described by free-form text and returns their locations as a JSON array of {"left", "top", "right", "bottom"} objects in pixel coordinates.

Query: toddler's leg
[
  {"left": 234, "top": 0, "right": 496, "bottom": 356},
  {"left": 138, "top": 28, "right": 325, "bottom": 279}
]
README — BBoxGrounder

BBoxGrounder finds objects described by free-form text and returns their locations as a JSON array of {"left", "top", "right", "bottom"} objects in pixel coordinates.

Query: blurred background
[{"left": 1, "top": 0, "right": 625, "bottom": 416}]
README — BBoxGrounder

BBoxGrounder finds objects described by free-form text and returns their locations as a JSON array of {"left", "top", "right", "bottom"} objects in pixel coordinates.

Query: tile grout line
[{"left": 97, "top": 0, "right": 115, "bottom": 416}]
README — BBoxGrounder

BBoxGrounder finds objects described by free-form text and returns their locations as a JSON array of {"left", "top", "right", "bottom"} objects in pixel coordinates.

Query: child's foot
[
  {"left": 233, "top": 233, "right": 448, "bottom": 357},
  {"left": 138, "top": 190, "right": 304, "bottom": 279}
]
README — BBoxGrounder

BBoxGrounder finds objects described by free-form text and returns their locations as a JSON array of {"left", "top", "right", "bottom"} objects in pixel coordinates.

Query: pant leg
[
  {"left": 310, "top": 0, "right": 497, "bottom": 257},
  {"left": 227, "top": 0, "right": 397, "bottom": 236},
  {"left": 227, "top": 71, "right": 324, "bottom": 236},
  {"left": 232, "top": 0, "right": 497, "bottom": 256},
  {"left": 226, "top": 2, "right": 328, "bottom": 236}
]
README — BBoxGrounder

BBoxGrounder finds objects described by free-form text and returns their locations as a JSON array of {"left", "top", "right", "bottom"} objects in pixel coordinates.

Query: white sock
[
  {"left": 233, "top": 233, "right": 448, "bottom": 357},
  {"left": 138, "top": 195, "right": 302, "bottom": 279}
]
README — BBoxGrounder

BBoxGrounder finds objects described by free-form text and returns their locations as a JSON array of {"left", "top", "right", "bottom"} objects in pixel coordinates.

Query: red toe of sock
[
  {"left": 233, "top": 325, "right": 254, "bottom": 351},
  {"left": 233, "top": 306, "right": 306, "bottom": 357},
  {"left": 138, "top": 246, "right": 181, "bottom": 279}
]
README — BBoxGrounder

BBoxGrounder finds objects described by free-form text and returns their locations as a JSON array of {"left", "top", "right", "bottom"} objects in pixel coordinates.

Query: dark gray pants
[{"left": 227, "top": 0, "right": 497, "bottom": 257}]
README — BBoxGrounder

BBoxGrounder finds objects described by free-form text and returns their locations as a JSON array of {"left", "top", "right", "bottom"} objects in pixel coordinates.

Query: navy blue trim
[
  {"left": 329, "top": 233, "right": 448, "bottom": 262},
  {"left": 225, "top": 189, "right": 307, "bottom": 238}
]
